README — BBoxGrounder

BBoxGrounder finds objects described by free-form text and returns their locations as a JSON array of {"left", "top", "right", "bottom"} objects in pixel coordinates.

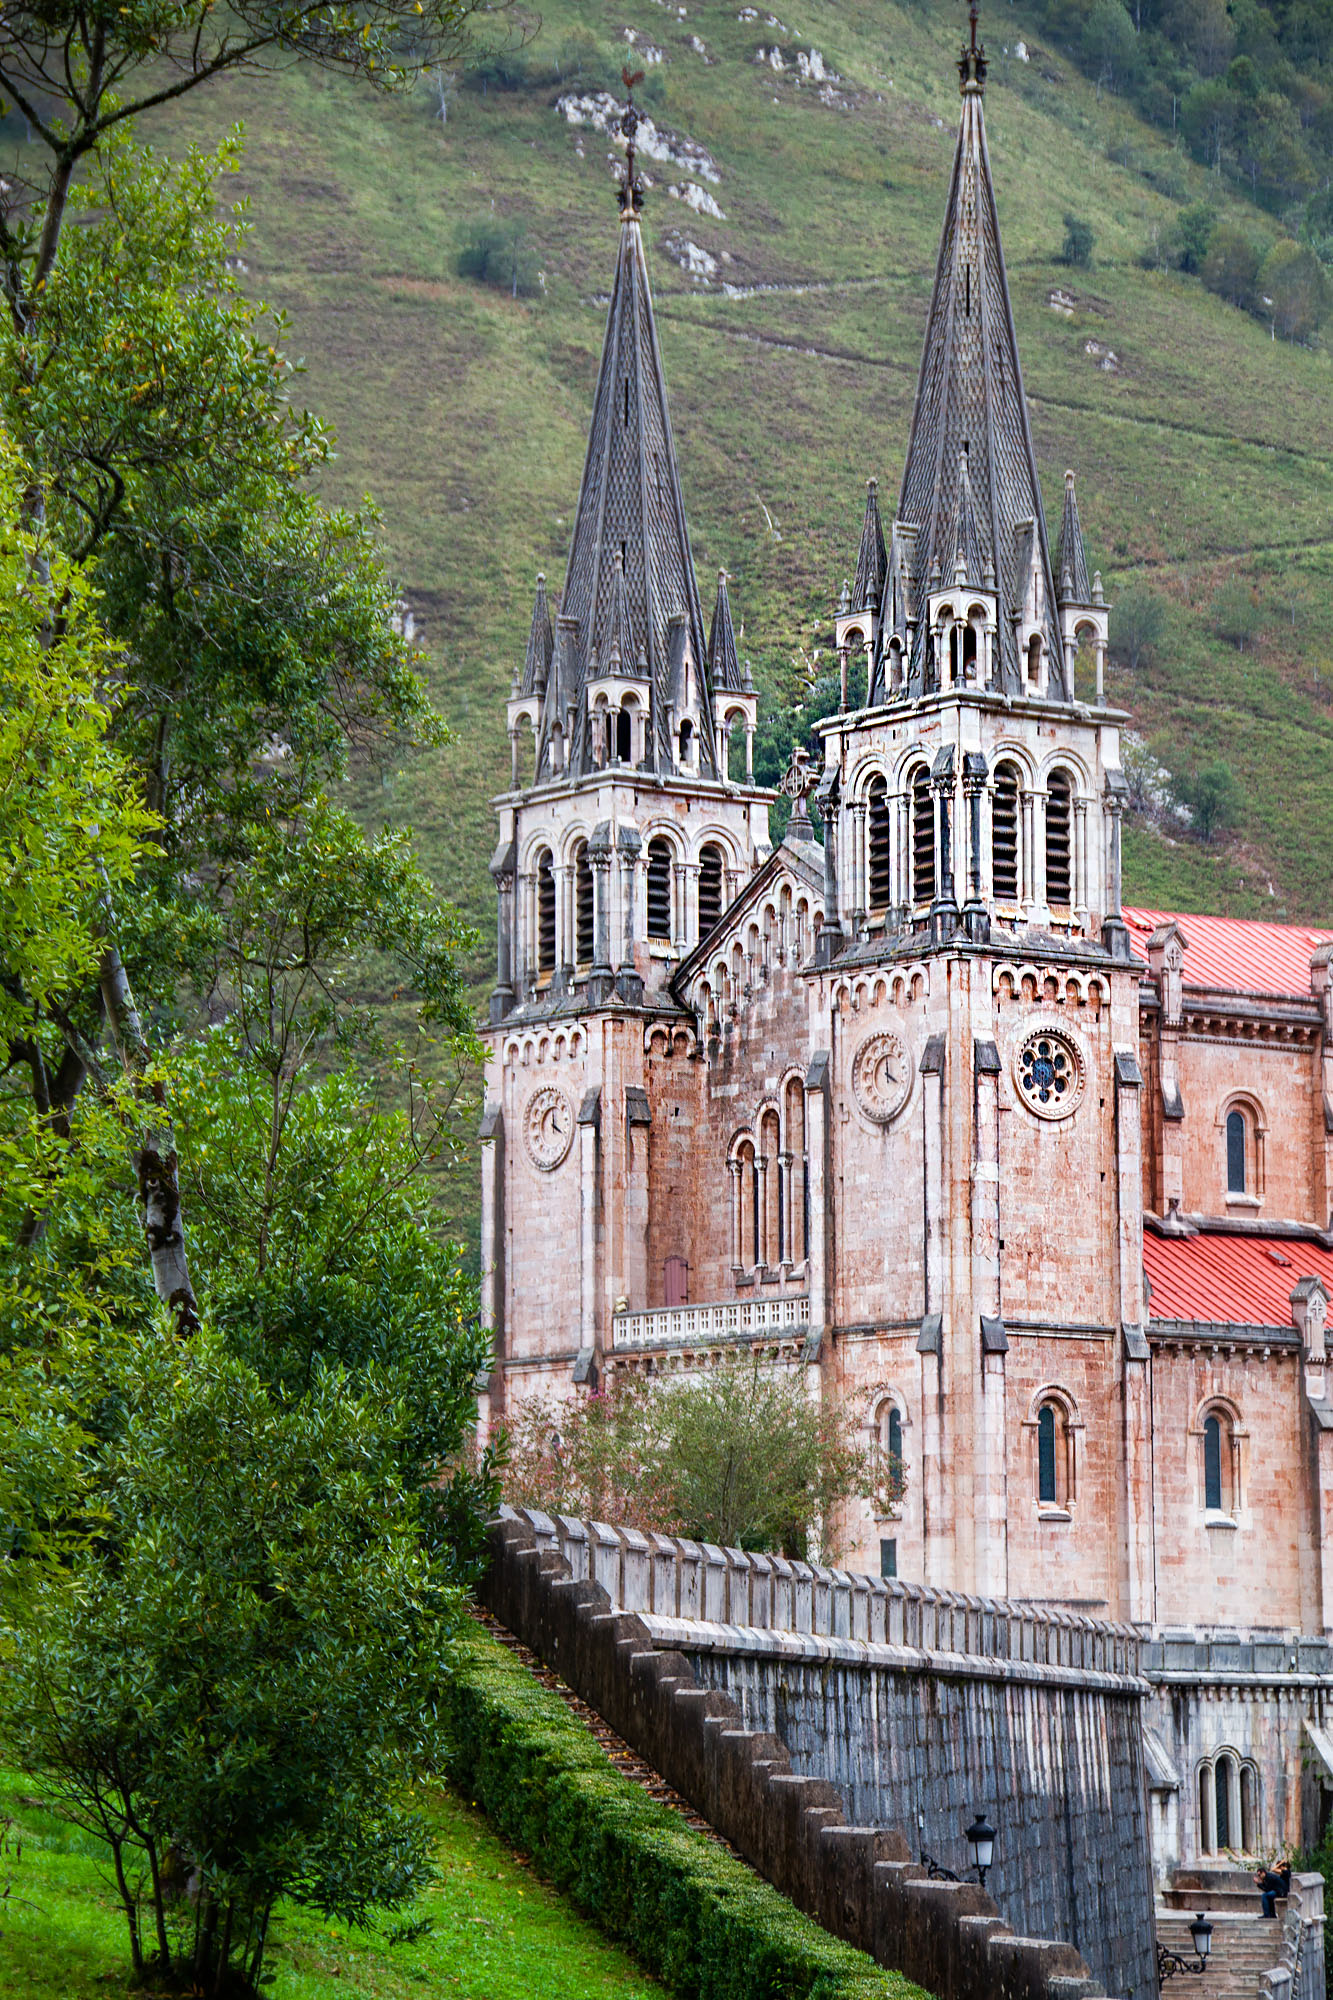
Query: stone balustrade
[{"left": 610, "top": 1293, "right": 810, "bottom": 1351}]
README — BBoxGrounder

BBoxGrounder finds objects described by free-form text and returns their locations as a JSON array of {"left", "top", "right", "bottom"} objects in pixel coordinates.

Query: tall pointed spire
[
  {"left": 709, "top": 568, "right": 747, "bottom": 692},
  {"left": 852, "top": 479, "right": 887, "bottom": 614},
  {"left": 889, "top": 12, "right": 1065, "bottom": 696},
  {"left": 537, "top": 73, "right": 718, "bottom": 780},
  {"left": 520, "top": 572, "right": 554, "bottom": 695},
  {"left": 1055, "top": 469, "right": 1091, "bottom": 604}
]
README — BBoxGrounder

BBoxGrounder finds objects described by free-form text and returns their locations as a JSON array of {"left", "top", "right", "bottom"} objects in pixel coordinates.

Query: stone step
[{"left": 1156, "top": 1914, "right": 1286, "bottom": 2000}]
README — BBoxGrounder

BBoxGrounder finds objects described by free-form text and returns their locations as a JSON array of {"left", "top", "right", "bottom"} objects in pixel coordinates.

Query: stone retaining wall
[{"left": 483, "top": 1508, "right": 1159, "bottom": 2000}]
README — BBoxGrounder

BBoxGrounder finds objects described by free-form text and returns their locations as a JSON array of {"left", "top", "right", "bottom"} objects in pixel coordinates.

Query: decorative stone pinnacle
[
  {"left": 779, "top": 743, "right": 817, "bottom": 835},
  {"left": 959, "top": 0, "right": 987, "bottom": 87},
  {"left": 618, "top": 67, "right": 647, "bottom": 216}
]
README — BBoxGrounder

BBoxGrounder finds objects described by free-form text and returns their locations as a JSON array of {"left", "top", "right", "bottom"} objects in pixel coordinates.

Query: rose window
[{"left": 1016, "top": 1031, "right": 1082, "bottom": 1117}]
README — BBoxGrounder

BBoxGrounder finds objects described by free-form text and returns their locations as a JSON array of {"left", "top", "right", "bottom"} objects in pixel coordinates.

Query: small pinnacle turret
[
  {"left": 852, "top": 480, "right": 887, "bottom": 614},
  {"left": 520, "top": 572, "right": 554, "bottom": 696},
  {"left": 709, "top": 568, "right": 749, "bottom": 692},
  {"left": 1055, "top": 470, "right": 1092, "bottom": 606}
]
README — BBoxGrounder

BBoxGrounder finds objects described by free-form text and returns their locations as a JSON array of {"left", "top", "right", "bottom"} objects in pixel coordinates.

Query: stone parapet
[
  {"left": 1144, "top": 1630, "right": 1333, "bottom": 1678},
  {"left": 482, "top": 1507, "right": 1154, "bottom": 2000},
  {"left": 515, "top": 1507, "right": 1142, "bottom": 1675}
]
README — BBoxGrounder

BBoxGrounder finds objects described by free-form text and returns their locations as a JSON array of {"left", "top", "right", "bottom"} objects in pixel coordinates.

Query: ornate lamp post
[{"left": 1158, "top": 1914, "right": 1213, "bottom": 1987}]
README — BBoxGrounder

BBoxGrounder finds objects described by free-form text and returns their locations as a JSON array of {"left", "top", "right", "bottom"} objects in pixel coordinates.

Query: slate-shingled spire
[
  {"left": 852, "top": 479, "right": 887, "bottom": 614},
  {"left": 537, "top": 102, "right": 718, "bottom": 780},
  {"left": 520, "top": 572, "right": 554, "bottom": 696},
  {"left": 887, "top": 17, "right": 1066, "bottom": 696},
  {"left": 1055, "top": 468, "right": 1091, "bottom": 605},
  {"left": 709, "top": 568, "right": 749, "bottom": 692}
]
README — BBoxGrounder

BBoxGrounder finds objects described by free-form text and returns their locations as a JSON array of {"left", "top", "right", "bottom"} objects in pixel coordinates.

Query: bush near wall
[{"left": 442, "top": 1625, "right": 924, "bottom": 2000}]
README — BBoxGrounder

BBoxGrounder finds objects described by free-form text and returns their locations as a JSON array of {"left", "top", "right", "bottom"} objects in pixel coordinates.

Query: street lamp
[
  {"left": 1158, "top": 1914, "right": 1213, "bottom": 1987},
  {"left": 964, "top": 1812, "right": 996, "bottom": 1892}
]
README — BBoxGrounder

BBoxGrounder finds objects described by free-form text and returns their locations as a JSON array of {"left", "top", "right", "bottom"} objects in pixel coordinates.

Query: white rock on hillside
[
  {"left": 668, "top": 181, "right": 726, "bottom": 219},
  {"left": 556, "top": 91, "right": 721, "bottom": 182}
]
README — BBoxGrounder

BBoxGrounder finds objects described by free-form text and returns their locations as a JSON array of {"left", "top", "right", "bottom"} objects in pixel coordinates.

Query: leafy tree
[
  {"left": 1211, "top": 575, "right": 1262, "bottom": 648},
  {"left": 457, "top": 217, "right": 543, "bottom": 299},
  {"left": 1109, "top": 582, "right": 1167, "bottom": 669},
  {"left": 1172, "top": 200, "right": 1217, "bottom": 271},
  {"left": 1081, "top": 0, "right": 1141, "bottom": 92},
  {"left": 1177, "top": 758, "right": 1244, "bottom": 839},
  {"left": 1061, "top": 213, "right": 1097, "bottom": 266},
  {"left": 1201, "top": 222, "right": 1263, "bottom": 308},
  {"left": 1259, "top": 237, "right": 1330, "bottom": 340},
  {"left": 1, "top": 1329, "right": 454, "bottom": 1996},
  {"left": 505, "top": 1358, "right": 898, "bottom": 1562}
]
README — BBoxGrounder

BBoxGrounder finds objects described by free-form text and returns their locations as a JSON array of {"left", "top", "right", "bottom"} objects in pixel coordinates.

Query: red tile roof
[
  {"left": 1144, "top": 1230, "right": 1333, "bottom": 1328},
  {"left": 1123, "top": 907, "right": 1332, "bottom": 1002}
]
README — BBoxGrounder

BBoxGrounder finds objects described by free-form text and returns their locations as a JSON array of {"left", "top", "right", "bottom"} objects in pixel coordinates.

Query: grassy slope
[
  {"left": 0, "top": 1766, "right": 668, "bottom": 1999},
  {"left": 127, "top": 0, "right": 1333, "bottom": 1239}
]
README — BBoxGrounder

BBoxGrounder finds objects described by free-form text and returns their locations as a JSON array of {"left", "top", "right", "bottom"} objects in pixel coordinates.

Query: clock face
[
  {"left": 851, "top": 1031, "right": 913, "bottom": 1126},
  {"left": 523, "top": 1086, "right": 574, "bottom": 1170}
]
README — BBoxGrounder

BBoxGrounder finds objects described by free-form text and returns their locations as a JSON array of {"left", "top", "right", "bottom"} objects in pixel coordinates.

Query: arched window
[
  {"left": 1036, "top": 1398, "right": 1072, "bottom": 1508},
  {"left": 732, "top": 1141, "right": 757, "bottom": 1269},
  {"left": 1226, "top": 1108, "right": 1247, "bottom": 1195},
  {"left": 1045, "top": 769, "right": 1073, "bottom": 907},
  {"left": 759, "top": 1108, "right": 780, "bottom": 1269},
  {"left": 887, "top": 1405, "right": 903, "bottom": 1477},
  {"left": 679, "top": 717, "right": 694, "bottom": 767},
  {"left": 698, "top": 843, "right": 724, "bottom": 937},
  {"left": 536, "top": 848, "right": 556, "bottom": 974},
  {"left": 961, "top": 617, "right": 979, "bottom": 678},
  {"left": 574, "top": 841, "right": 594, "bottom": 965},
  {"left": 1202, "top": 1405, "right": 1238, "bottom": 1515},
  {"left": 1214, "top": 1755, "right": 1233, "bottom": 1850},
  {"left": 910, "top": 766, "right": 935, "bottom": 905},
  {"left": 867, "top": 776, "right": 892, "bottom": 914},
  {"left": 1199, "top": 1754, "right": 1259, "bottom": 1854},
  {"left": 1240, "top": 1764, "right": 1256, "bottom": 1851},
  {"left": 617, "top": 709, "right": 633, "bottom": 763},
  {"left": 647, "top": 838, "right": 673, "bottom": 942},
  {"left": 992, "top": 761, "right": 1021, "bottom": 904},
  {"left": 784, "top": 1076, "right": 808, "bottom": 1266},
  {"left": 1027, "top": 632, "right": 1043, "bottom": 686}
]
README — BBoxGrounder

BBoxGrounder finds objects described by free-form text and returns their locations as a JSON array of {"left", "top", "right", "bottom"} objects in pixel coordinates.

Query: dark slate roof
[
  {"left": 852, "top": 479, "right": 887, "bottom": 614},
  {"left": 521, "top": 572, "right": 554, "bottom": 695},
  {"left": 946, "top": 448, "right": 986, "bottom": 587},
  {"left": 543, "top": 213, "right": 718, "bottom": 778},
  {"left": 1055, "top": 469, "right": 1091, "bottom": 605},
  {"left": 708, "top": 568, "right": 747, "bottom": 692},
  {"left": 889, "top": 64, "right": 1065, "bottom": 695}
]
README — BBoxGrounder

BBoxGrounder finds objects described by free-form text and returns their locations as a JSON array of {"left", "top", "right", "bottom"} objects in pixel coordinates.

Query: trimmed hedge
[{"left": 441, "top": 1623, "right": 927, "bottom": 2000}]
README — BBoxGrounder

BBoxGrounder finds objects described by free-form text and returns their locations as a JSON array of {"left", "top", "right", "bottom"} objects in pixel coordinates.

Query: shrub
[
  {"left": 1109, "top": 583, "right": 1167, "bottom": 670},
  {"left": 1211, "top": 575, "right": 1261, "bottom": 650},
  {"left": 1061, "top": 213, "right": 1096, "bottom": 267},
  {"left": 1176, "top": 759, "right": 1244, "bottom": 841},
  {"left": 457, "top": 219, "right": 542, "bottom": 299},
  {"left": 1258, "top": 238, "right": 1329, "bottom": 342},
  {"left": 1201, "top": 223, "right": 1263, "bottom": 308},
  {"left": 1173, "top": 201, "right": 1217, "bottom": 273},
  {"left": 441, "top": 1624, "right": 918, "bottom": 2000}
]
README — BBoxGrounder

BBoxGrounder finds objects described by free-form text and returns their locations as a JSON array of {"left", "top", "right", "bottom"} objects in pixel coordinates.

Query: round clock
[
  {"left": 851, "top": 1030, "right": 913, "bottom": 1126},
  {"left": 523, "top": 1085, "right": 575, "bottom": 1170}
]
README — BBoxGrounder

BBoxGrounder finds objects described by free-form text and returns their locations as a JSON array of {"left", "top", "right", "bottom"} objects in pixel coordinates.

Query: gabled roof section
[
  {"left": 672, "top": 832, "right": 824, "bottom": 999},
  {"left": 852, "top": 479, "right": 887, "bottom": 614},
  {"left": 1055, "top": 470, "right": 1091, "bottom": 604},
  {"left": 557, "top": 213, "right": 717, "bottom": 776},
  {"left": 1125, "top": 907, "right": 1333, "bottom": 1001},
  {"left": 521, "top": 572, "right": 554, "bottom": 695},
  {"left": 1145, "top": 1231, "right": 1333, "bottom": 1329},
  {"left": 892, "top": 53, "right": 1063, "bottom": 693},
  {"left": 708, "top": 568, "right": 748, "bottom": 693}
]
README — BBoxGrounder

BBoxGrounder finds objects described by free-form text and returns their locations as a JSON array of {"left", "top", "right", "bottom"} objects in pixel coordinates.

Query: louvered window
[
  {"left": 698, "top": 843, "right": 724, "bottom": 936},
  {"left": 992, "top": 762, "right": 1020, "bottom": 903},
  {"left": 536, "top": 850, "right": 556, "bottom": 973},
  {"left": 1045, "top": 769, "right": 1072, "bottom": 907},
  {"left": 575, "top": 842, "right": 594, "bottom": 964},
  {"left": 867, "top": 777, "right": 892, "bottom": 913},
  {"left": 647, "top": 838, "right": 673, "bottom": 941},
  {"left": 911, "top": 767, "right": 935, "bottom": 905}
]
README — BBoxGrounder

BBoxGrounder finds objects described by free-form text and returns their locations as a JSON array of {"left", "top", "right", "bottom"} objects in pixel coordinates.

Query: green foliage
[
  {"left": 457, "top": 218, "right": 544, "bottom": 299},
  {"left": 1110, "top": 583, "right": 1168, "bottom": 669},
  {"left": 1211, "top": 575, "right": 1263, "bottom": 649},
  {"left": 505, "top": 1356, "right": 897, "bottom": 1561},
  {"left": 1259, "top": 237, "right": 1330, "bottom": 340},
  {"left": 1, "top": 1329, "right": 457, "bottom": 1994},
  {"left": 1201, "top": 221, "right": 1265, "bottom": 308},
  {"left": 442, "top": 1623, "right": 923, "bottom": 2000},
  {"left": 1175, "top": 758, "right": 1245, "bottom": 840},
  {"left": 1061, "top": 213, "right": 1097, "bottom": 266}
]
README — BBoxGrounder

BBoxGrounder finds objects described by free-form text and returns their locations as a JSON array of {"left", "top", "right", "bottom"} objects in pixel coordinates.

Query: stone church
[{"left": 478, "top": 29, "right": 1333, "bottom": 1878}]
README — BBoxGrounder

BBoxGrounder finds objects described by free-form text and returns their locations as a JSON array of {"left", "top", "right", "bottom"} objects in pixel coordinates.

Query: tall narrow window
[
  {"left": 992, "top": 761, "right": 1021, "bottom": 903},
  {"left": 698, "top": 843, "right": 724, "bottom": 937},
  {"left": 1046, "top": 769, "right": 1073, "bottom": 906},
  {"left": 647, "top": 838, "right": 673, "bottom": 941},
  {"left": 679, "top": 718, "right": 694, "bottom": 767},
  {"left": 617, "top": 709, "right": 633, "bottom": 763},
  {"left": 1240, "top": 1765, "right": 1255, "bottom": 1852},
  {"left": 1227, "top": 1109, "right": 1247, "bottom": 1195},
  {"left": 867, "top": 777, "right": 892, "bottom": 913},
  {"left": 536, "top": 848, "right": 556, "bottom": 973},
  {"left": 575, "top": 841, "right": 594, "bottom": 964},
  {"left": 1204, "top": 1414, "right": 1223, "bottom": 1511},
  {"left": 887, "top": 1405, "right": 903, "bottom": 1480},
  {"left": 1215, "top": 1756, "right": 1233, "bottom": 1851},
  {"left": 1199, "top": 1767, "right": 1213, "bottom": 1852},
  {"left": 1038, "top": 1404, "right": 1058, "bottom": 1504},
  {"left": 911, "top": 767, "right": 935, "bottom": 905}
]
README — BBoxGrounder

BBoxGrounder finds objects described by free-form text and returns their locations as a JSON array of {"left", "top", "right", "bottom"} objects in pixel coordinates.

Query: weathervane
[
  {"left": 959, "top": 0, "right": 987, "bottom": 86},
  {"left": 618, "top": 67, "right": 646, "bottom": 215}
]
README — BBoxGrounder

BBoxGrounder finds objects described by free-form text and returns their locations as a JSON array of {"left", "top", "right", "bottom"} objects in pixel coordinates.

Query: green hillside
[{"left": 125, "top": 0, "right": 1333, "bottom": 1236}]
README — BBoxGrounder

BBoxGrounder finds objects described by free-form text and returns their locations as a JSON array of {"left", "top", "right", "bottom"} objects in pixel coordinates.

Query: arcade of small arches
[
  {"left": 1196, "top": 1749, "right": 1260, "bottom": 1855},
  {"left": 843, "top": 752, "right": 1099, "bottom": 926},
  {"left": 837, "top": 600, "right": 1106, "bottom": 706},
  {"left": 727, "top": 1080, "right": 810, "bottom": 1277},
  {"left": 505, "top": 691, "right": 757, "bottom": 789},
  {"left": 515, "top": 827, "right": 744, "bottom": 987},
  {"left": 691, "top": 882, "right": 823, "bottom": 1031}
]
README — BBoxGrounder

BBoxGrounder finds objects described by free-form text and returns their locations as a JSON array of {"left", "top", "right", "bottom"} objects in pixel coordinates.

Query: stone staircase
[{"left": 1157, "top": 1913, "right": 1286, "bottom": 2000}]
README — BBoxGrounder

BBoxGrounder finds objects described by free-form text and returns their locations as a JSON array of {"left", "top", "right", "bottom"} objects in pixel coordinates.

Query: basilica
[{"left": 477, "top": 27, "right": 1333, "bottom": 1876}]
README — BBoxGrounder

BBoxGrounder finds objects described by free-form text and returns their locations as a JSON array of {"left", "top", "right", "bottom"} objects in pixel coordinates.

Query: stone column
[
  {"left": 804, "top": 1053, "right": 832, "bottom": 1347},
  {"left": 589, "top": 823, "right": 614, "bottom": 1002},
  {"left": 962, "top": 752, "right": 989, "bottom": 943},
  {"left": 850, "top": 802, "right": 867, "bottom": 928},
  {"left": 1102, "top": 770, "right": 1133, "bottom": 959},
  {"left": 478, "top": 1103, "right": 505, "bottom": 1439},
  {"left": 1114, "top": 1049, "right": 1154, "bottom": 1625},
  {"left": 930, "top": 748, "right": 959, "bottom": 944},
  {"left": 578, "top": 1088, "right": 601, "bottom": 1363},
  {"left": 490, "top": 864, "right": 515, "bottom": 1023},
  {"left": 728, "top": 1158, "right": 743, "bottom": 1272},
  {"left": 556, "top": 863, "right": 574, "bottom": 985},
  {"left": 973, "top": 1038, "right": 1006, "bottom": 1599},
  {"left": 1021, "top": 786, "right": 1036, "bottom": 918},
  {"left": 617, "top": 825, "right": 643, "bottom": 1003},
  {"left": 920, "top": 1034, "right": 947, "bottom": 1588}
]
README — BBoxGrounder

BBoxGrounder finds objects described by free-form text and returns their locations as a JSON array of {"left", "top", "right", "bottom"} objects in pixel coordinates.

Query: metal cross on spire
[
  {"left": 617, "top": 66, "right": 646, "bottom": 216},
  {"left": 959, "top": 0, "right": 987, "bottom": 85}
]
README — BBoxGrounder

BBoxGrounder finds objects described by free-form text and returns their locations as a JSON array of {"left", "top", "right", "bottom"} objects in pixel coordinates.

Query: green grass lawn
[{"left": 0, "top": 1766, "right": 669, "bottom": 2000}]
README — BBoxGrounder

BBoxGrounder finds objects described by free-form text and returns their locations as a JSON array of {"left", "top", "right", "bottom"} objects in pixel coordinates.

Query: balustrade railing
[{"left": 612, "top": 1293, "right": 810, "bottom": 1351}]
